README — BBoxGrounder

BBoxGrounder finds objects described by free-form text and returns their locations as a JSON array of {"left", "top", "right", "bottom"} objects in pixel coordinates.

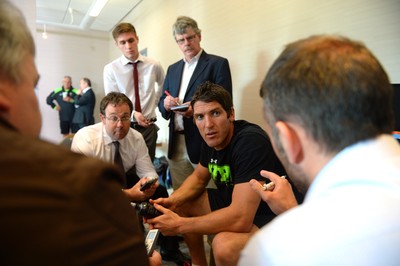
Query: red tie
[{"left": 133, "top": 62, "right": 141, "bottom": 112}]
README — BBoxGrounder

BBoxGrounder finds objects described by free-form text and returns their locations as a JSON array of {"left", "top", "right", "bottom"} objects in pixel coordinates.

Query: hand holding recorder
[{"left": 249, "top": 170, "right": 298, "bottom": 215}]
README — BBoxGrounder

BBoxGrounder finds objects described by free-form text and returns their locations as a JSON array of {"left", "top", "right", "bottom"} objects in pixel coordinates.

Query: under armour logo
[{"left": 210, "top": 159, "right": 218, "bottom": 164}]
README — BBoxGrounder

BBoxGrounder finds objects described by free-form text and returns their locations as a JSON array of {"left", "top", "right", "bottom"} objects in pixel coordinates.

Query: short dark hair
[
  {"left": 100, "top": 92, "right": 133, "bottom": 116},
  {"left": 261, "top": 35, "right": 394, "bottom": 153},
  {"left": 112, "top": 23, "right": 137, "bottom": 41},
  {"left": 191, "top": 81, "right": 233, "bottom": 117},
  {"left": 82, "top": 77, "right": 91, "bottom": 87}
]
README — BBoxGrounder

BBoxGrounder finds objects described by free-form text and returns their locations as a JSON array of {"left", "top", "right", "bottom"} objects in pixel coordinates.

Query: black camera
[{"left": 135, "top": 202, "right": 162, "bottom": 218}]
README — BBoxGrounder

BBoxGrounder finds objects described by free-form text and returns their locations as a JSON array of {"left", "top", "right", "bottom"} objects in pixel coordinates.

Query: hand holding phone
[{"left": 140, "top": 177, "right": 158, "bottom": 191}]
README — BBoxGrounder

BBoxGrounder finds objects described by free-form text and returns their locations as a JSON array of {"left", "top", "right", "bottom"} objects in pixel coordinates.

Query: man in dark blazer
[
  {"left": 72, "top": 77, "right": 96, "bottom": 133},
  {"left": 158, "top": 16, "right": 232, "bottom": 192}
]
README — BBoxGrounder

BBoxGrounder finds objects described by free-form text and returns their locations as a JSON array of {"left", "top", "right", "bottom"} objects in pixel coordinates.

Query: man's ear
[
  {"left": 275, "top": 121, "right": 304, "bottom": 164},
  {"left": 229, "top": 107, "right": 235, "bottom": 122},
  {"left": 99, "top": 113, "right": 106, "bottom": 124},
  {"left": 0, "top": 85, "right": 12, "bottom": 113}
]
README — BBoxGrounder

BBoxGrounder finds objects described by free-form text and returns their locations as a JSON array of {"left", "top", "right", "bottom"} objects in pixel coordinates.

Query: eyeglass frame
[
  {"left": 175, "top": 34, "right": 197, "bottom": 45},
  {"left": 105, "top": 115, "right": 131, "bottom": 124}
]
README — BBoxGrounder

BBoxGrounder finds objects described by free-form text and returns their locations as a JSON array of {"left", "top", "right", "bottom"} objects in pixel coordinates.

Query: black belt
[
  {"left": 131, "top": 122, "right": 144, "bottom": 129},
  {"left": 131, "top": 119, "right": 157, "bottom": 130},
  {"left": 176, "top": 130, "right": 185, "bottom": 135}
]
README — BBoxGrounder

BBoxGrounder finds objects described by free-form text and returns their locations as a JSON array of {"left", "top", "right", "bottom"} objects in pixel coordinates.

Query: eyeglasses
[
  {"left": 176, "top": 34, "right": 197, "bottom": 45},
  {"left": 105, "top": 116, "right": 131, "bottom": 123}
]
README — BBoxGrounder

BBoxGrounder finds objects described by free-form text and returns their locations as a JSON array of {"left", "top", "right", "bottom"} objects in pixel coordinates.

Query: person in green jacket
[{"left": 46, "top": 75, "right": 78, "bottom": 136}]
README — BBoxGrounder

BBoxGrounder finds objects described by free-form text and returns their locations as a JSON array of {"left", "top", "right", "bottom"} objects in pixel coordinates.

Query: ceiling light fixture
[
  {"left": 89, "top": 0, "right": 109, "bottom": 17},
  {"left": 68, "top": 7, "right": 74, "bottom": 24},
  {"left": 42, "top": 24, "right": 48, "bottom": 39}
]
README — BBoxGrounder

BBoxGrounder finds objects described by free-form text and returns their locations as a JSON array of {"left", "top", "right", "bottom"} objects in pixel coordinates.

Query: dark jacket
[
  {"left": 0, "top": 118, "right": 149, "bottom": 265},
  {"left": 72, "top": 88, "right": 96, "bottom": 126},
  {"left": 158, "top": 50, "right": 232, "bottom": 163},
  {"left": 46, "top": 86, "right": 77, "bottom": 122}
]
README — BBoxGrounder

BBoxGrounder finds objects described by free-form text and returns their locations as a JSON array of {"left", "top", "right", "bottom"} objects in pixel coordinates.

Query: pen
[
  {"left": 262, "top": 175, "right": 287, "bottom": 191},
  {"left": 164, "top": 90, "right": 180, "bottom": 106}
]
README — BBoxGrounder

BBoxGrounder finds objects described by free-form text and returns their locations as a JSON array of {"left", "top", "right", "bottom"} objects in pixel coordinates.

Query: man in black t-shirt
[
  {"left": 150, "top": 82, "right": 299, "bottom": 266},
  {"left": 199, "top": 119, "right": 285, "bottom": 227}
]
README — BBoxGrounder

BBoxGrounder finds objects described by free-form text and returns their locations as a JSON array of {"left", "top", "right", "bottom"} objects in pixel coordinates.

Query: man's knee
[
  {"left": 211, "top": 233, "right": 240, "bottom": 265},
  {"left": 175, "top": 199, "right": 200, "bottom": 217},
  {"left": 177, "top": 191, "right": 209, "bottom": 217}
]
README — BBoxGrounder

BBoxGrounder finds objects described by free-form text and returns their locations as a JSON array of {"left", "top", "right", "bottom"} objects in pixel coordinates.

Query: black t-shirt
[{"left": 199, "top": 120, "right": 286, "bottom": 226}]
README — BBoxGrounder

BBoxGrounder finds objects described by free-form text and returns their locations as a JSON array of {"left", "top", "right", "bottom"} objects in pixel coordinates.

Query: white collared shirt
[
  {"left": 239, "top": 135, "right": 400, "bottom": 265},
  {"left": 71, "top": 122, "right": 158, "bottom": 179},
  {"left": 174, "top": 49, "right": 203, "bottom": 131},
  {"left": 82, "top": 87, "right": 91, "bottom": 94},
  {"left": 103, "top": 54, "right": 165, "bottom": 121}
]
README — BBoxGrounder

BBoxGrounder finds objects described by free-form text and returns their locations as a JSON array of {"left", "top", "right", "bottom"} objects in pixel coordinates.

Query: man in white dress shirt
[
  {"left": 104, "top": 22, "right": 165, "bottom": 162},
  {"left": 71, "top": 92, "right": 159, "bottom": 201},
  {"left": 238, "top": 35, "right": 400, "bottom": 265},
  {"left": 71, "top": 92, "right": 190, "bottom": 265}
]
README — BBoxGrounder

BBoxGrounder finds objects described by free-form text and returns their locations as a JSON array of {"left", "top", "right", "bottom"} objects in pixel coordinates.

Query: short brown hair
[
  {"left": 112, "top": 23, "right": 137, "bottom": 41},
  {"left": 261, "top": 35, "right": 394, "bottom": 153},
  {"left": 100, "top": 92, "right": 133, "bottom": 116}
]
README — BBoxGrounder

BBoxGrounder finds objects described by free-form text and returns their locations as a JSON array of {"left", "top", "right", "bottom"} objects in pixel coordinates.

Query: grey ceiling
[{"left": 36, "top": 0, "right": 142, "bottom": 32}]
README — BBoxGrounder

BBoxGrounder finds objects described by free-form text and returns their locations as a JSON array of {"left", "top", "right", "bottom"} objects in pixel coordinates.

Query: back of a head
[
  {"left": 0, "top": 0, "right": 35, "bottom": 85},
  {"left": 172, "top": 16, "right": 202, "bottom": 37},
  {"left": 261, "top": 35, "right": 394, "bottom": 153},
  {"left": 83, "top": 77, "right": 91, "bottom": 87}
]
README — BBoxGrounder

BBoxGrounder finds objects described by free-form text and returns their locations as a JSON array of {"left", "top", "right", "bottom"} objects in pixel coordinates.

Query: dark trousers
[
  {"left": 71, "top": 123, "right": 85, "bottom": 133},
  {"left": 130, "top": 123, "right": 159, "bottom": 162}
]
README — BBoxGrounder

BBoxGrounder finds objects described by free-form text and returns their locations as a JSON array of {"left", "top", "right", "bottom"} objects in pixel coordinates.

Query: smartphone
[
  {"left": 170, "top": 104, "right": 189, "bottom": 112},
  {"left": 140, "top": 177, "right": 158, "bottom": 191},
  {"left": 145, "top": 229, "right": 160, "bottom": 256}
]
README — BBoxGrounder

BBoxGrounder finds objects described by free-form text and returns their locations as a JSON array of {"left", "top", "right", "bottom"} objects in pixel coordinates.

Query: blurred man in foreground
[
  {"left": 0, "top": 1, "right": 160, "bottom": 265},
  {"left": 239, "top": 35, "right": 400, "bottom": 265}
]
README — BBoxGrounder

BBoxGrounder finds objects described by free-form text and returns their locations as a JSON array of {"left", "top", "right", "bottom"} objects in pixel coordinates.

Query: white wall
[
  {"left": 35, "top": 30, "right": 110, "bottom": 143},
  {"left": 13, "top": 0, "right": 35, "bottom": 35},
  {"left": 18, "top": 0, "right": 400, "bottom": 146},
  {"left": 126, "top": 0, "right": 400, "bottom": 136}
]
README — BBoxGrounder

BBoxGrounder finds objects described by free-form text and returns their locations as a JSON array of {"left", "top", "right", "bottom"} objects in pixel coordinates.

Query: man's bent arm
[
  {"left": 153, "top": 182, "right": 261, "bottom": 236},
  {"left": 181, "top": 182, "right": 260, "bottom": 234}
]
